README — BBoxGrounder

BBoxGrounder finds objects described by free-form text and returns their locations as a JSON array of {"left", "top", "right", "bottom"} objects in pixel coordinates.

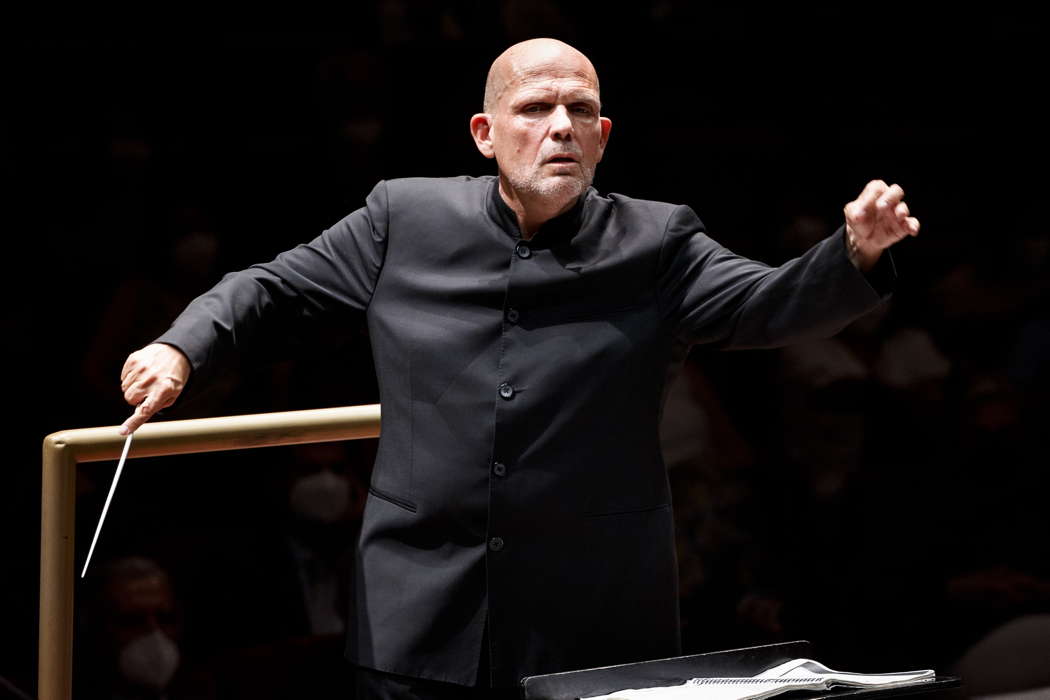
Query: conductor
[{"left": 118, "top": 38, "right": 920, "bottom": 699}]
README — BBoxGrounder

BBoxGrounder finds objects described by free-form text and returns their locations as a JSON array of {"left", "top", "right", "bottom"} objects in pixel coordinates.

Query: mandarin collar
[{"left": 486, "top": 176, "right": 593, "bottom": 245}]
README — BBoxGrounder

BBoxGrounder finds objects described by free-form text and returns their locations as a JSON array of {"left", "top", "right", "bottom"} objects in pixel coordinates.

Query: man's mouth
[{"left": 545, "top": 154, "right": 579, "bottom": 164}]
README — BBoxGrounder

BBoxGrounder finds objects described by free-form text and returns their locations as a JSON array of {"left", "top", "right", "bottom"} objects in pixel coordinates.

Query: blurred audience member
[
  {"left": 194, "top": 442, "right": 367, "bottom": 698},
  {"left": 76, "top": 556, "right": 215, "bottom": 699}
]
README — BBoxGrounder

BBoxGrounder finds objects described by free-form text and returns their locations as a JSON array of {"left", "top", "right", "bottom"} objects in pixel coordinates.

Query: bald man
[{"left": 120, "top": 39, "right": 917, "bottom": 698}]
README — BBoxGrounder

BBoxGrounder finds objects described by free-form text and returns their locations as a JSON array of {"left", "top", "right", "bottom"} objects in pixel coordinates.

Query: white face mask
[
  {"left": 289, "top": 470, "right": 350, "bottom": 523},
  {"left": 118, "top": 628, "right": 180, "bottom": 690}
]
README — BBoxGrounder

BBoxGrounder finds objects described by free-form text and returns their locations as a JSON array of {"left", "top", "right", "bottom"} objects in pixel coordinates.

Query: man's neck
[{"left": 498, "top": 177, "right": 579, "bottom": 239}]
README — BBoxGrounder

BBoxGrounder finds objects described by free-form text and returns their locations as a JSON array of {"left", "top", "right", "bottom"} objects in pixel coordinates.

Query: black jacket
[{"left": 157, "top": 175, "right": 892, "bottom": 688}]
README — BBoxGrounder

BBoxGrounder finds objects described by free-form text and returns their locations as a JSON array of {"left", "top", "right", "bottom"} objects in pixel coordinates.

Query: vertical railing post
[
  {"left": 37, "top": 404, "right": 381, "bottom": 699},
  {"left": 39, "top": 436, "right": 77, "bottom": 700}
]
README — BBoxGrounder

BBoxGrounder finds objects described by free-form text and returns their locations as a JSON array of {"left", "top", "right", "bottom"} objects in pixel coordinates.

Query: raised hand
[
  {"left": 118, "top": 343, "right": 191, "bottom": 435},
  {"left": 843, "top": 180, "right": 920, "bottom": 271}
]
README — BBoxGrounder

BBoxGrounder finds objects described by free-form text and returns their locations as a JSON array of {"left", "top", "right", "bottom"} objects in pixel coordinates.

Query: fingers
[
  {"left": 123, "top": 356, "right": 144, "bottom": 402},
  {"left": 123, "top": 382, "right": 147, "bottom": 406},
  {"left": 876, "top": 183, "right": 904, "bottom": 214},
  {"left": 875, "top": 185, "right": 911, "bottom": 241},
  {"left": 117, "top": 343, "right": 191, "bottom": 435},
  {"left": 895, "top": 202, "right": 921, "bottom": 237},
  {"left": 843, "top": 179, "right": 886, "bottom": 227},
  {"left": 120, "top": 366, "right": 136, "bottom": 395},
  {"left": 845, "top": 179, "right": 920, "bottom": 249},
  {"left": 122, "top": 375, "right": 179, "bottom": 417},
  {"left": 872, "top": 184, "right": 905, "bottom": 238}
]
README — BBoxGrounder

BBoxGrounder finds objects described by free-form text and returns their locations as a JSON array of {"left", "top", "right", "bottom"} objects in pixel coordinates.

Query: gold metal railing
[{"left": 39, "top": 404, "right": 382, "bottom": 700}]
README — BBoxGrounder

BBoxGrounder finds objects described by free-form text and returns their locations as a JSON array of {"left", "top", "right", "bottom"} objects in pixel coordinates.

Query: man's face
[{"left": 479, "top": 53, "right": 611, "bottom": 202}]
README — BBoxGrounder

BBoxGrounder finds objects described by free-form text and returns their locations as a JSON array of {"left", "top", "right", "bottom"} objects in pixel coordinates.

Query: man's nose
[{"left": 548, "top": 105, "right": 573, "bottom": 140}]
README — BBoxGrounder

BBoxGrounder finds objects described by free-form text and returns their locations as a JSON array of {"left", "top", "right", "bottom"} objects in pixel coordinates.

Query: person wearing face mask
[
  {"left": 117, "top": 38, "right": 919, "bottom": 698},
  {"left": 283, "top": 444, "right": 366, "bottom": 639},
  {"left": 289, "top": 455, "right": 357, "bottom": 526},
  {"left": 75, "top": 557, "right": 215, "bottom": 700},
  {"left": 189, "top": 443, "right": 364, "bottom": 699}
]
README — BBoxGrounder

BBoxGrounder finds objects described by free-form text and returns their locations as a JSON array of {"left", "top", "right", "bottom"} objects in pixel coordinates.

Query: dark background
[{"left": 3, "top": 7, "right": 1048, "bottom": 698}]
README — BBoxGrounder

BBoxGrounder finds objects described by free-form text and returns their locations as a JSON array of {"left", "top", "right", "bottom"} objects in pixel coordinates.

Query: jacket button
[
  {"left": 515, "top": 242, "right": 532, "bottom": 259},
  {"left": 489, "top": 537, "right": 505, "bottom": 551},
  {"left": 493, "top": 462, "right": 507, "bottom": 477},
  {"left": 506, "top": 308, "right": 519, "bottom": 324},
  {"left": 498, "top": 382, "right": 515, "bottom": 400}
]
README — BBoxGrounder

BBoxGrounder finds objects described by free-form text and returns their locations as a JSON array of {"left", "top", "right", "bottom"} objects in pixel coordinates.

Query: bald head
[
  {"left": 469, "top": 38, "right": 611, "bottom": 232},
  {"left": 483, "top": 38, "right": 600, "bottom": 113}
]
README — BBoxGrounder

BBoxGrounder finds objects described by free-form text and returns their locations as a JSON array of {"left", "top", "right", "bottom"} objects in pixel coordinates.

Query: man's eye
[
  {"left": 523, "top": 104, "right": 547, "bottom": 113},
  {"left": 572, "top": 105, "right": 594, "bottom": 116}
]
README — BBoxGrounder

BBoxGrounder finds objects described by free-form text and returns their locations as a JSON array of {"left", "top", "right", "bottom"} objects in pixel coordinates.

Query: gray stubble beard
[{"left": 510, "top": 162, "right": 595, "bottom": 204}]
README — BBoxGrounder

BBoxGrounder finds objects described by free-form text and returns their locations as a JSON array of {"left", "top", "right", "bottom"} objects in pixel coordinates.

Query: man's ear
[
  {"left": 470, "top": 113, "right": 495, "bottom": 159},
  {"left": 596, "top": 116, "right": 612, "bottom": 162}
]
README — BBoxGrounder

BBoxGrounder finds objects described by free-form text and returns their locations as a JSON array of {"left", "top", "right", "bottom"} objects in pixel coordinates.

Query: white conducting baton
[{"left": 80, "top": 431, "right": 134, "bottom": 577}]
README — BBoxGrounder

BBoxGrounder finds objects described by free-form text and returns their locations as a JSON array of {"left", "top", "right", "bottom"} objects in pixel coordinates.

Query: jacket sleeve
[
  {"left": 154, "top": 180, "right": 390, "bottom": 391},
  {"left": 656, "top": 204, "right": 894, "bottom": 349}
]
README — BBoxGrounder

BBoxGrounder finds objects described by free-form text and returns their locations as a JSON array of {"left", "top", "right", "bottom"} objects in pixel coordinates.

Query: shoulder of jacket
[
  {"left": 599, "top": 191, "right": 680, "bottom": 215},
  {"left": 593, "top": 191, "right": 691, "bottom": 230},
  {"left": 380, "top": 175, "right": 494, "bottom": 198},
  {"left": 366, "top": 176, "right": 493, "bottom": 218}
]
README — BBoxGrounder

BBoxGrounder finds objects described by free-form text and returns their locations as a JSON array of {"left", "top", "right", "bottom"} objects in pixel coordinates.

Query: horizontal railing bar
[{"left": 43, "top": 403, "right": 382, "bottom": 463}]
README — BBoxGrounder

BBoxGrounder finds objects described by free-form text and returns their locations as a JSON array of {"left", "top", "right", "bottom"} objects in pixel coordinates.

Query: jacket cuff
[{"left": 837, "top": 223, "right": 897, "bottom": 300}]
